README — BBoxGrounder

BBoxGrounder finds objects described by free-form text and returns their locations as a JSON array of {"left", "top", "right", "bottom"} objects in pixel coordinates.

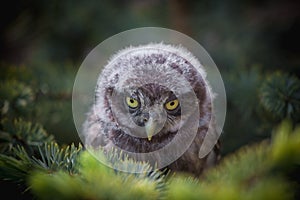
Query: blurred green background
[{"left": 1, "top": 0, "right": 299, "bottom": 155}]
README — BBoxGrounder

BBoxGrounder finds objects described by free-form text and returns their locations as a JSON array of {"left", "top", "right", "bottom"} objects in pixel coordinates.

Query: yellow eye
[
  {"left": 126, "top": 97, "right": 139, "bottom": 108},
  {"left": 165, "top": 99, "right": 179, "bottom": 111}
]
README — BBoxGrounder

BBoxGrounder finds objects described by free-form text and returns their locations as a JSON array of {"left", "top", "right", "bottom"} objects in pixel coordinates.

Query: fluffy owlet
[{"left": 83, "top": 43, "right": 221, "bottom": 176}]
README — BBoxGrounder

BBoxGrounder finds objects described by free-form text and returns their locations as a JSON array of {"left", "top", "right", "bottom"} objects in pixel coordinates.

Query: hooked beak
[
  {"left": 144, "top": 107, "right": 166, "bottom": 141},
  {"left": 145, "top": 117, "right": 157, "bottom": 141}
]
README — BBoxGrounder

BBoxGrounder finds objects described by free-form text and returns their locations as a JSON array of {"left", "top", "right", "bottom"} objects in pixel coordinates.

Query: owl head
[{"left": 89, "top": 43, "right": 213, "bottom": 153}]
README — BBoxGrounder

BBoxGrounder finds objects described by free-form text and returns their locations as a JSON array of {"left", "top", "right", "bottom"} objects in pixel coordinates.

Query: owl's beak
[
  {"left": 145, "top": 117, "right": 156, "bottom": 141},
  {"left": 144, "top": 108, "right": 165, "bottom": 141}
]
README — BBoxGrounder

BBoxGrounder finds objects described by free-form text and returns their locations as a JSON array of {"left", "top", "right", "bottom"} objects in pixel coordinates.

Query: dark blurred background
[{"left": 1, "top": 0, "right": 299, "bottom": 155}]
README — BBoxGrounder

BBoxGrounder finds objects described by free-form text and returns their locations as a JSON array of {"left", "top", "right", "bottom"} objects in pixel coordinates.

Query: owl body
[{"left": 84, "top": 43, "right": 220, "bottom": 176}]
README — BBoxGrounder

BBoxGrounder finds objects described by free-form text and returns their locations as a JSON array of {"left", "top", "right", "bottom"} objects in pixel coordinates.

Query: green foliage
[
  {"left": 0, "top": 63, "right": 79, "bottom": 144},
  {"left": 0, "top": 80, "right": 34, "bottom": 118},
  {"left": 1, "top": 1, "right": 299, "bottom": 198},
  {"left": 0, "top": 119, "right": 53, "bottom": 155},
  {"left": 0, "top": 141, "right": 82, "bottom": 183},
  {"left": 0, "top": 54, "right": 299, "bottom": 200},
  {"left": 1, "top": 120, "right": 298, "bottom": 200},
  {"left": 166, "top": 121, "right": 299, "bottom": 200},
  {"left": 225, "top": 66, "right": 263, "bottom": 120},
  {"left": 32, "top": 142, "right": 82, "bottom": 174},
  {"left": 10, "top": 121, "right": 293, "bottom": 200},
  {"left": 0, "top": 118, "right": 165, "bottom": 199},
  {"left": 0, "top": 64, "right": 299, "bottom": 199},
  {"left": 221, "top": 66, "right": 265, "bottom": 154},
  {"left": 270, "top": 121, "right": 300, "bottom": 171},
  {"left": 30, "top": 151, "right": 165, "bottom": 200},
  {"left": 260, "top": 72, "right": 300, "bottom": 123},
  {"left": 0, "top": 65, "right": 34, "bottom": 85},
  {"left": 222, "top": 68, "right": 300, "bottom": 156},
  {"left": 0, "top": 146, "right": 34, "bottom": 183}
]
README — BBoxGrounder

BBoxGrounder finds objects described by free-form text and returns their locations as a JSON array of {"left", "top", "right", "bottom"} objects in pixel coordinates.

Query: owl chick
[{"left": 83, "top": 43, "right": 221, "bottom": 176}]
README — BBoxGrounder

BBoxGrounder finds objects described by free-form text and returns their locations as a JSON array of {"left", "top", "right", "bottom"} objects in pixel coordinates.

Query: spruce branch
[
  {"left": 224, "top": 67, "right": 262, "bottom": 120},
  {"left": 0, "top": 147, "right": 32, "bottom": 183},
  {"left": 0, "top": 141, "right": 82, "bottom": 184},
  {"left": 32, "top": 142, "right": 82, "bottom": 174},
  {"left": 0, "top": 80, "right": 34, "bottom": 118},
  {"left": 0, "top": 118, "right": 54, "bottom": 155},
  {"left": 259, "top": 72, "right": 300, "bottom": 123},
  {"left": 1, "top": 120, "right": 299, "bottom": 200},
  {"left": 166, "top": 120, "right": 300, "bottom": 200},
  {"left": 30, "top": 150, "right": 166, "bottom": 200}
]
